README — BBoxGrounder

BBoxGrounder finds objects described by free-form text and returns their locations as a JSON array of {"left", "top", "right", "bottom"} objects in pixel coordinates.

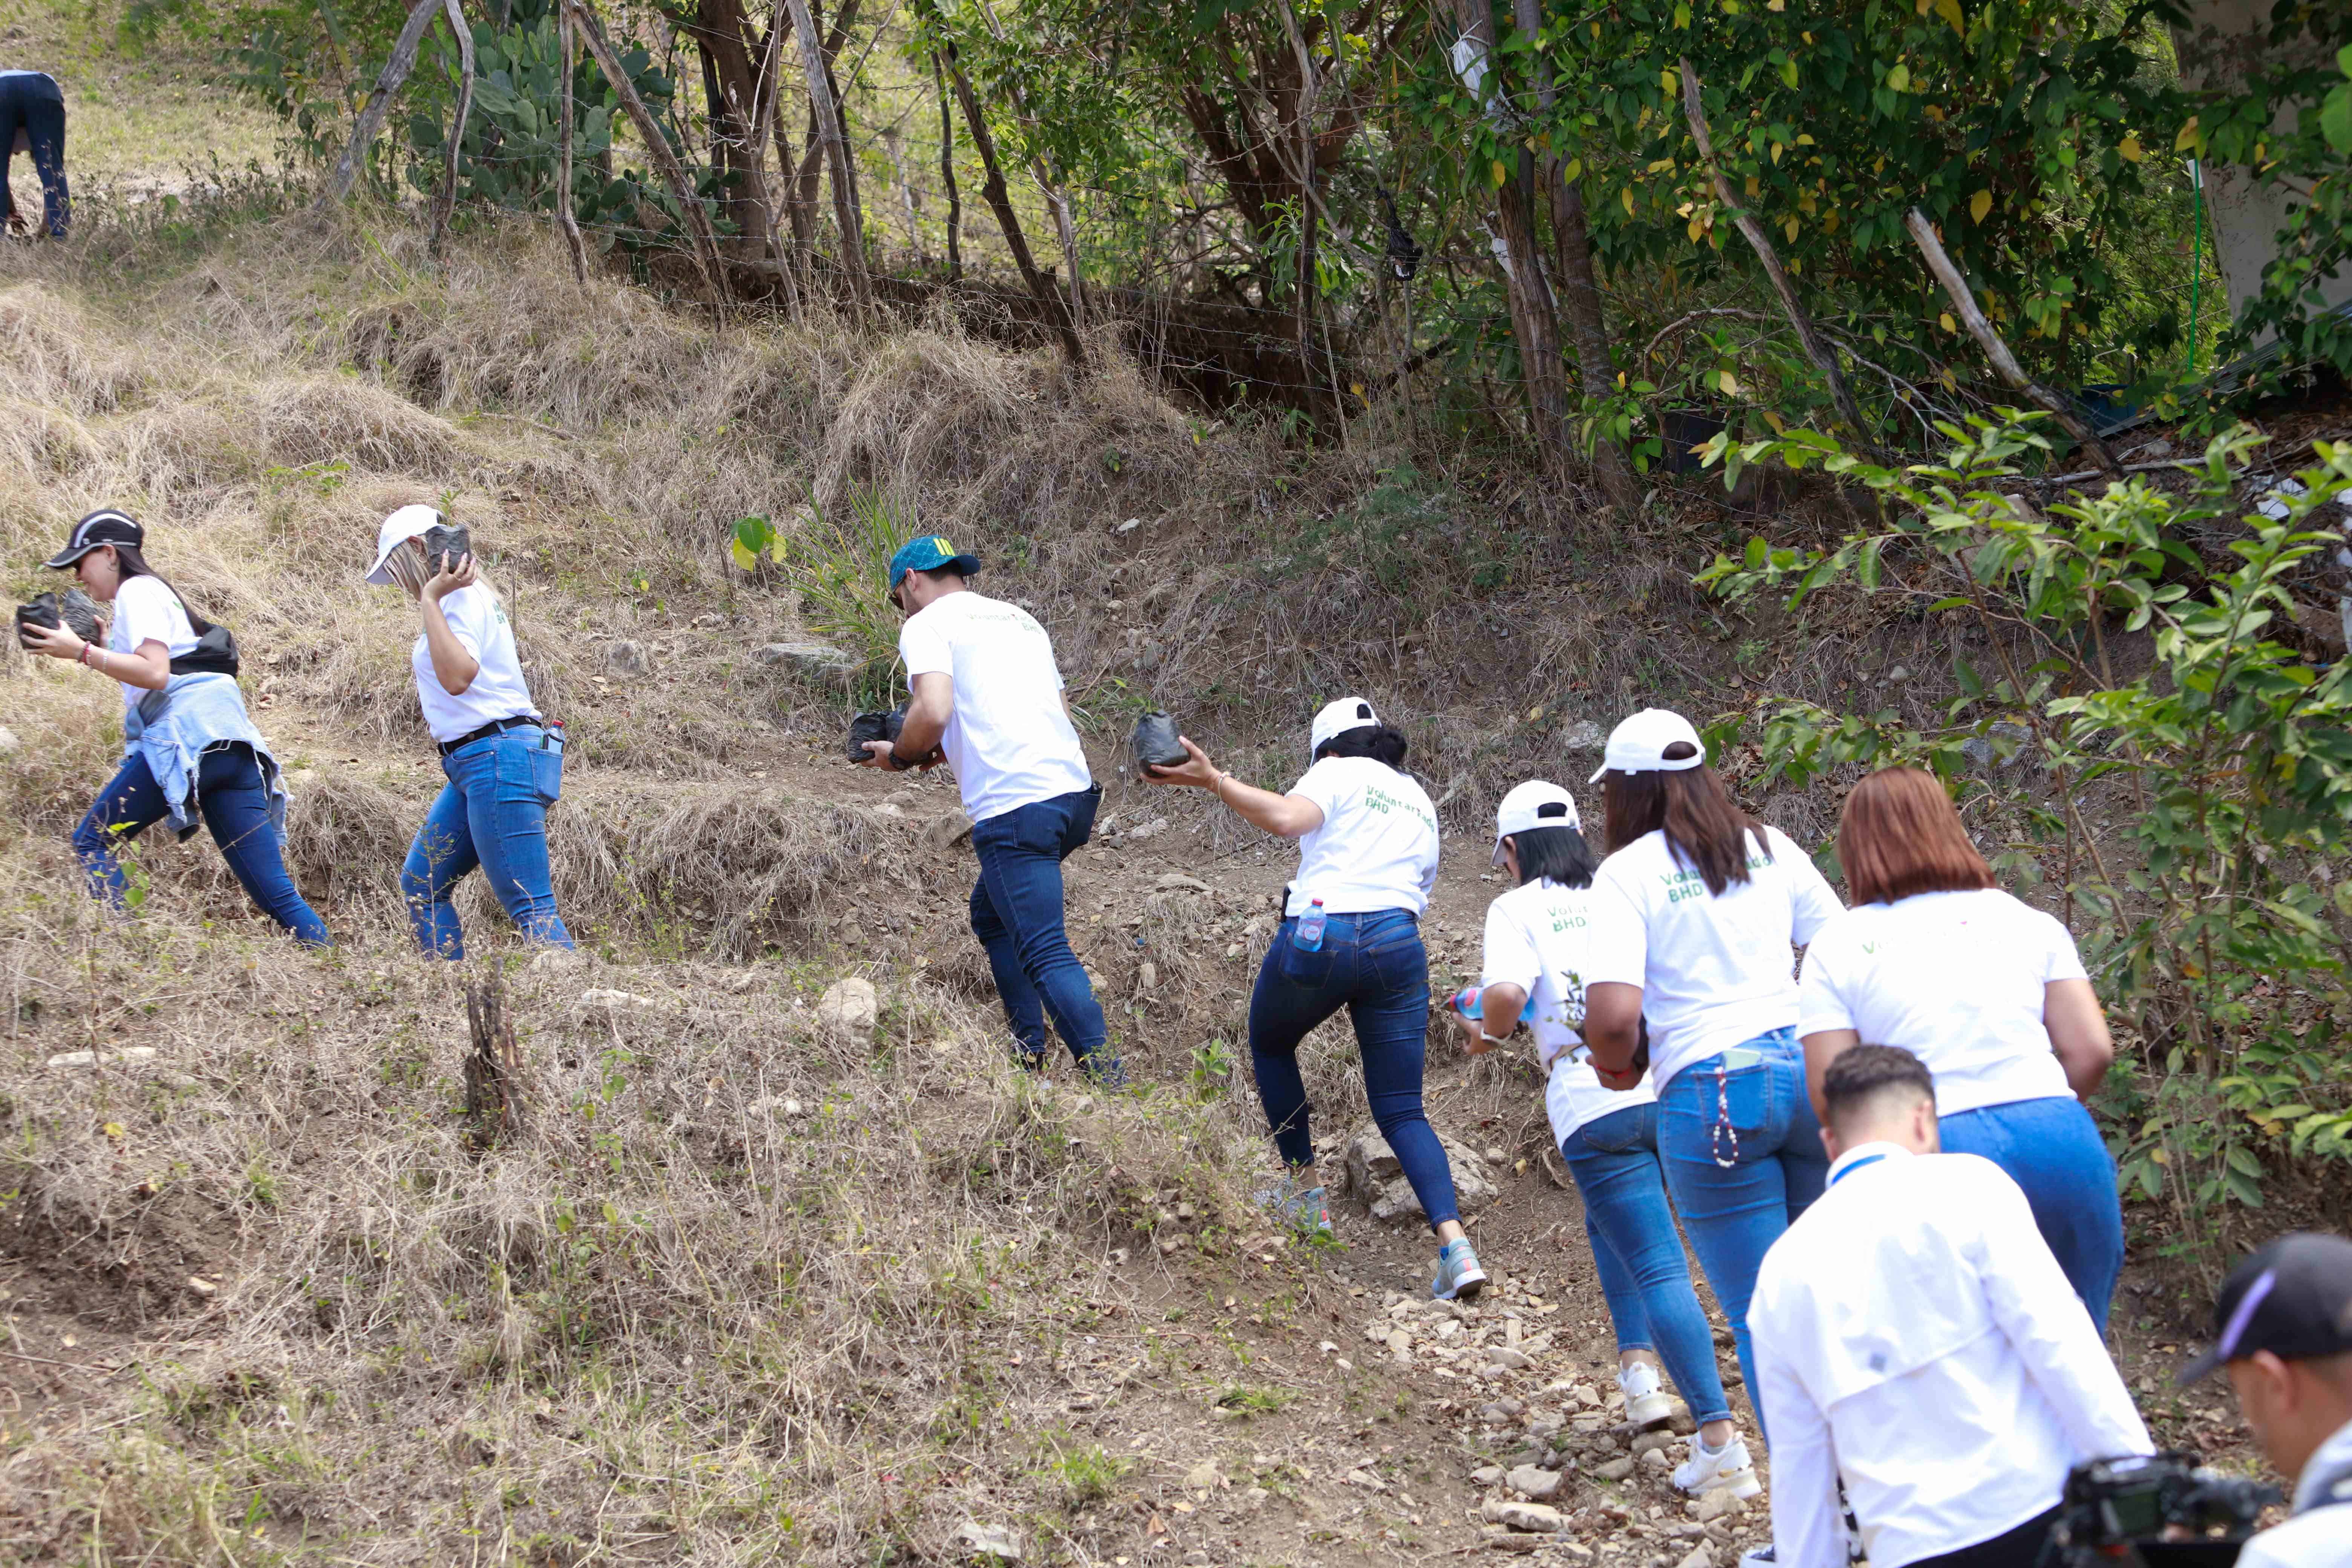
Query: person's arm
[
  {"left": 1137, "top": 737, "right": 1325, "bottom": 838},
  {"left": 861, "top": 671, "right": 952, "bottom": 769},
  {"left": 420, "top": 556, "right": 482, "bottom": 696},
  {"left": 1802, "top": 1029, "right": 1861, "bottom": 1127},
  {"left": 1974, "top": 1169, "right": 2153, "bottom": 1458},
  {"left": 1758, "top": 1331, "right": 1847, "bottom": 1568},
  {"left": 2043, "top": 978, "right": 2113, "bottom": 1100},
  {"left": 1461, "top": 981, "right": 1528, "bottom": 1056},
  {"left": 1583, "top": 983, "right": 1645, "bottom": 1087},
  {"left": 22, "top": 620, "right": 171, "bottom": 690}
]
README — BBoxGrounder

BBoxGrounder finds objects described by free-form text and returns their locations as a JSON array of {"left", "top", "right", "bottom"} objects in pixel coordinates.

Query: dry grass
[{"left": 0, "top": 868, "right": 1289, "bottom": 1565}]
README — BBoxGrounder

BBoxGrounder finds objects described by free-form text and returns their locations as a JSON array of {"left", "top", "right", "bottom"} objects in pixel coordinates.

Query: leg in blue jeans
[
  {"left": 1249, "top": 911, "right": 1461, "bottom": 1229},
  {"left": 402, "top": 730, "right": 572, "bottom": 959},
  {"left": 190, "top": 747, "right": 332, "bottom": 947},
  {"left": 76, "top": 752, "right": 173, "bottom": 909},
  {"left": 1655, "top": 1027, "right": 1827, "bottom": 1442},
  {"left": 1565, "top": 1102, "right": 1735, "bottom": 1427},
  {"left": 1940, "top": 1095, "right": 2124, "bottom": 1333},
  {"left": 969, "top": 787, "right": 1117, "bottom": 1079},
  {"left": 74, "top": 747, "right": 330, "bottom": 946}
]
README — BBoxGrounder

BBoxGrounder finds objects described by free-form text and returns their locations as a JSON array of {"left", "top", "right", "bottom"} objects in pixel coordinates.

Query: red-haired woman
[{"left": 1796, "top": 766, "right": 2122, "bottom": 1329}]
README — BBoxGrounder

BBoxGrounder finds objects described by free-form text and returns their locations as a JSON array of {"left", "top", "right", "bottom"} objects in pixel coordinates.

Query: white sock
[{"left": 1698, "top": 1435, "right": 1728, "bottom": 1458}]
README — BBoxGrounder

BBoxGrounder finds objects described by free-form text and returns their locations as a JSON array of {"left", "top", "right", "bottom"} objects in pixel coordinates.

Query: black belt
[{"left": 438, "top": 715, "right": 551, "bottom": 757}]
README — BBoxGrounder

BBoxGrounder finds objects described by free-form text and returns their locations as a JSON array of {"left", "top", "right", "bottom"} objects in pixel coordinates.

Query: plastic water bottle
[
  {"left": 1296, "top": 897, "right": 1327, "bottom": 950},
  {"left": 1450, "top": 985, "right": 1536, "bottom": 1023}
]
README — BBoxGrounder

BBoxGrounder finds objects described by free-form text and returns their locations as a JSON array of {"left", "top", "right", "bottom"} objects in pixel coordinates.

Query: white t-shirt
[
  {"left": 898, "top": 590, "right": 1092, "bottom": 822},
  {"left": 1796, "top": 888, "right": 2084, "bottom": 1115},
  {"left": 1585, "top": 824, "right": 1844, "bottom": 1089},
  {"left": 1481, "top": 877, "right": 1658, "bottom": 1145},
  {"left": 109, "top": 575, "right": 198, "bottom": 712},
  {"left": 413, "top": 584, "right": 538, "bottom": 744},
  {"left": 1285, "top": 756, "right": 1440, "bottom": 916}
]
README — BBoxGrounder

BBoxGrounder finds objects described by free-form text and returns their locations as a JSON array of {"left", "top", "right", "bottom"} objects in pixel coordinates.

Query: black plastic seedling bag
[
  {"left": 1132, "top": 711, "right": 1187, "bottom": 774},
  {"left": 845, "top": 707, "right": 906, "bottom": 760},
  {"left": 421, "top": 523, "right": 472, "bottom": 576}
]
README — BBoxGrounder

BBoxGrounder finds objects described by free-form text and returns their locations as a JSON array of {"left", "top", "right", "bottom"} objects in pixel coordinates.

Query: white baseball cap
[
  {"left": 1492, "top": 780, "right": 1580, "bottom": 865},
  {"left": 1589, "top": 708, "right": 1707, "bottom": 784},
  {"left": 365, "top": 504, "right": 444, "bottom": 585},
  {"left": 1309, "top": 696, "right": 1381, "bottom": 758}
]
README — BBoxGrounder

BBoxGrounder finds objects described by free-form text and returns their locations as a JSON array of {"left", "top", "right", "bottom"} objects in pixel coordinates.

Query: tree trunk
[
  {"left": 944, "top": 52, "right": 1085, "bottom": 367},
  {"left": 933, "top": 47, "right": 960, "bottom": 280},
  {"left": 1678, "top": 59, "right": 1871, "bottom": 448},
  {"left": 1511, "top": 0, "right": 1639, "bottom": 513},
  {"left": 557, "top": 2, "right": 588, "bottom": 280},
  {"left": 463, "top": 972, "right": 527, "bottom": 1147},
  {"left": 316, "top": 0, "right": 444, "bottom": 208},
  {"left": 784, "top": 0, "right": 870, "bottom": 308},
  {"left": 689, "top": 0, "right": 780, "bottom": 261},
  {"left": 1446, "top": 0, "right": 1572, "bottom": 474},
  {"left": 429, "top": 0, "right": 476, "bottom": 257},
  {"left": 567, "top": 0, "right": 730, "bottom": 325}
]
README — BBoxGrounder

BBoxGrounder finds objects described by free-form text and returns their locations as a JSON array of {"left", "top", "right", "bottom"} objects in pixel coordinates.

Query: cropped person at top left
[
  {"left": 366, "top": 505, "right": 573, "bottom": 959},
  {"left": 22, "top": 509, "right": 330, "bottom": 946}
]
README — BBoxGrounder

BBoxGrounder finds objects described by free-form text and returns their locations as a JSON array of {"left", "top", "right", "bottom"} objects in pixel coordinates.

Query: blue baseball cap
[{"left": 887, "top": 535, "right": 982, "bottom": 592}]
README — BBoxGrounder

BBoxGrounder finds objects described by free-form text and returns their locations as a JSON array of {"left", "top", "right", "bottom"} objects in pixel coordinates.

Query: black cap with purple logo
[
  {"left": 43, "top": 508, "right": 143, "bottom": 569},
  {"left": 2177, "top": 1231, "right": 2352, "bottom": 1384}
]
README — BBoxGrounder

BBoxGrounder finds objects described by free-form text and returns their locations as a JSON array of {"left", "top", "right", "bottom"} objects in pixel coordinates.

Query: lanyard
[{"left": 1829, "top": 1152, "right": 1890, "bottom": 1188}]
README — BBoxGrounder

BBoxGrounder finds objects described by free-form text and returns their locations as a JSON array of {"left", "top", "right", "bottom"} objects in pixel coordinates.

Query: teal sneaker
[
  {"left": 1254, "top": 1180, "right": 1335, "bottom": 1239},
  {"left": 1431, "top": 1239, "right": 1488, "bottom": 1301}
]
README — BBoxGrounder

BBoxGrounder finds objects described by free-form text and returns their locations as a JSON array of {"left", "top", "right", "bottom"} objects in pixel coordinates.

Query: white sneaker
[
  {"left": 1616, "top": 1361, "right": 1674, "bottom": 1428},
  {"left": 1674, "top": 1434, "right": 1762, "bottom": 1499}
]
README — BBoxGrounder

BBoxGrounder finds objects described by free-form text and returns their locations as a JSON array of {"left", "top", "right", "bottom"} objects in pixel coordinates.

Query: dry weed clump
[
  {"left": 0, "top": 282, "right": 138, "bottom": 416},
  {"left": 0, "top": 867, "right": 1282, "bottom": 1564}
]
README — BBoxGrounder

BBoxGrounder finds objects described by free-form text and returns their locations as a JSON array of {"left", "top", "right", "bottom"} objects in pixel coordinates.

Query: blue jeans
[
  {"left": 402, "top": 726, "right": 573, "bottom": 959},
  {"left": 1940, "top": 1095, "right": 2124, "bottom": 1334},
  {"left": 969, "top": 786, "right": 1119, "bottom": 1080},
  {"left": 75, "top": 744, "right": 332, "bottom": 947},
  {"left": 0, "top": 81, "right": 67, "bottom": 237},
  {"left": 1655, "top": 1025, "right": 1828, "bottom": 1438},
  {"left": 1249, "top": 910, "right": 1461, "bottom": 1230},
  {"left": 1563, "top": 1101, "right": 1735, "bottom": 1427}
]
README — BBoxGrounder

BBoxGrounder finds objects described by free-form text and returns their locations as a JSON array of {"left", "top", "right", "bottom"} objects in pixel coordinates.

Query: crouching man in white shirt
[{"left": 1749, "top": 1044, "right": 2152, "bottom": 1568}]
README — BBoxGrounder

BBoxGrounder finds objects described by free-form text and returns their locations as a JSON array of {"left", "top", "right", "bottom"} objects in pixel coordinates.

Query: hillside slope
[{"left": 0, "top": 16, "right": 2263, "bottom": 1567}]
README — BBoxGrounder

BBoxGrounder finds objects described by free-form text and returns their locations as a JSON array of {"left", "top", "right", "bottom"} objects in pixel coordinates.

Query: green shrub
[{"left": 1696, "top": 413, "right": 2352, "bottom": 1233}]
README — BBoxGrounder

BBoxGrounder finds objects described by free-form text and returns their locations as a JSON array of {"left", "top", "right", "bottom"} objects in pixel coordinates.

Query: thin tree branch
[{"left": 1904, "top": 205, "right": 2124, "bottom": 478}]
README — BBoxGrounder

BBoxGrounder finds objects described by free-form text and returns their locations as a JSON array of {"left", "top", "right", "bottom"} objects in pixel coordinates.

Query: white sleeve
[
  {"left": 1795, "top": 925, "right": 1857, "bottom": 1037},
  {"left": 112, "top": 577, "right": 178, "bottom": 653},
  {"left": 1582, "top": 861, "right": 1649, "bottom": 988},
  {"left": 441, "top": 589, "right": 490, "bottom": 658},
  {"left": 899, "top": 611, "right": 951, "bottom": 678},
  {"left": 1755, "top": 1295, "right": 1846, "bottom": 1568},
  {"left": 1481, "top": 900, "right": 1543, "bottom": 994},
  {"left": 1972, "top": 1165, "right": 2153, "bottom": 1460},
  {"left": 1288, "top": 759, "right": 1350, "bottom": 820},
  {"left": 2037, "top": 911, "right": 2089, "bottom": 984},
  {"left": 1777, "top": 829, "right": 1846, "bottom": 946}
]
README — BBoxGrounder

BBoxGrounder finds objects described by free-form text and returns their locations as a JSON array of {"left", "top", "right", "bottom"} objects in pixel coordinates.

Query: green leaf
[{"left": 2323, "top": 82, "right": 2352, "bottom": 155}]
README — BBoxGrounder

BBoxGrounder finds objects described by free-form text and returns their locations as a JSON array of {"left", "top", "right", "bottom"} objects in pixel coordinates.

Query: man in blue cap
[{"left": 860, "top": 535, "right": 1123, "bottom": 1086}]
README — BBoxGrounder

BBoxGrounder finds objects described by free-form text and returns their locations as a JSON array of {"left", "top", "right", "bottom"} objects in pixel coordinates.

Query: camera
[{"left": 2050, "top": 1453, "right": 2278, "bottom": 1568}]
